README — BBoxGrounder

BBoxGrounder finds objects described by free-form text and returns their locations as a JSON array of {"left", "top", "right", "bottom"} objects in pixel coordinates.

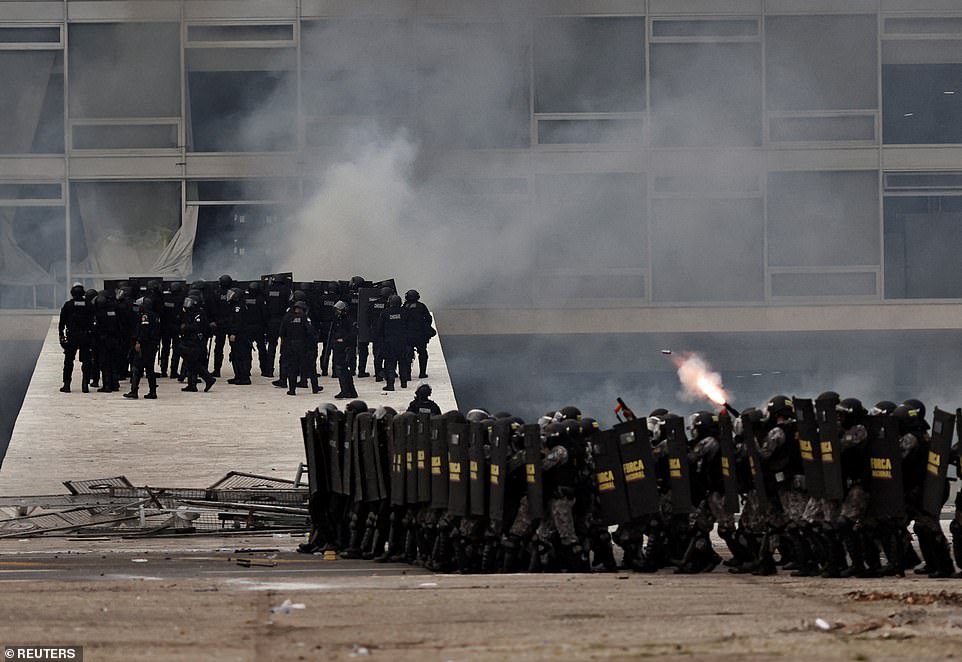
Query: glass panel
[
  {"left": 535, "top": 173, "right": 646, "bottom": 270},
  {"left": 0, "top": 205, "right": 65, "bottom": 309},
  {"left": 884, "top": 195, "right": 962, "bottom": 298},
  {"left": 885, "top": 172, "right": 962, "bottom": 190},
  {"left": 652, "top": 19, "right": 757, "bottom": 38},
  {"left": 192, "top": 204, "right": 291, "bottom": 278},
  {"left": 0, "top": 183, "right": 61, "bottom": 200},
  {"left": 771, "top": 272, "right": 876, "bottom": 297},
  {"left": 650, "top": 43, "right": 761, "bottom": 146},
  {"left": 539, "top": 273, "right": 645, "bottom": 300},
  {"left": 72, "top": 124, "right": 178, "bottom": 150},
  {"left": 766, "top": 15, "right": 877, "bottom": 111},
  {"left": 417, "top": 21, "right": 529, "bottom": 149},
  {"left": 883, "top": 63, "right": 962, "bottom": 144},
  {"left": 191, "top": 179, "right": 300, "bottom": 202},
  {"left": 534, "top": 17, "right": 645, "bottom": 113},
  {"left": 886, "top": 17, "right": 962, "bottom": 35},
  {"left": 769, "top": 115, "right": 875, "bottom": 142},
  {"left": 69, "top": 23, "right": 180, "bottom": 119},
  {"left": 650, "top": 197, "right": 764, "bottom": 302},
  {"left": 768, "top": 171, "right": 880, "bottom": 267},
  {"left": 653, "top": 174, "right": 759, "bottom": 194},
  {"left": 0, "top": 51, "right": 63, "bottom": 154},
  {"left": 187, "top": 24, "right": 293, "bottom": 42},
  {"left": 0, "top": 27, "right": 60, "bottom": 43},
  {"left": 537, "top": 119, "right": 643, "bottom": 145}
]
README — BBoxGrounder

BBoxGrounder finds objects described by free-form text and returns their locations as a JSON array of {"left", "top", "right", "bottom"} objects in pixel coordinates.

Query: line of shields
[
  {"left": 299, "top": 407, "right": 549, "bottom": 521},
  {"left": 299, "top": 396, "right": 958, "bottom": 529}
]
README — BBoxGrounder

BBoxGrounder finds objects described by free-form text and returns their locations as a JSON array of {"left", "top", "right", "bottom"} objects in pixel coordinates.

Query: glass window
[
  {"left": 884, "top": 195, "right": 962, "bottom": 298},
  {"left": 0, "top": 205, "right": 65, "bottom": 309},
  {"left": 417, "top": 21, "right": 529, "bottom": 149},
  {"left": 650, "top": 198, "right": 764, "bottom": 302},
  {"left": 534, "top": 17, "right": 645, "bottom": 113},
  {"left": 0, "top": 51, "right": 63, "bottom": 154},
  {"left": 193, "top": 204, "right": 291, "bottom": 279},
  {"left": 883, "top": 63, "right": 962, "bottom": 144},
  {"left": 767, "top": 171, "right": 880, "bottom": 267},
  {"left": 69, "top": 23, "right": 180, "bottom": 119},
  {"left": 766, "top": 15, "right": 877, "bottom": 111},
  {"left": 650, "top": 43, "right": 761, "bottom": 146}
]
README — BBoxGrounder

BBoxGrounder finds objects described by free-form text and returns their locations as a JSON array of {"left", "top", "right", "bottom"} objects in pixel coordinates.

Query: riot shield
[
  {"left": 469, "top": 422, "right": 488, "bottom": 517},
  {"left": 356, "top": 287, "right": 381, "bottom": 343},
  {"left": 664, "top": 416, "right": 693, "bottom": 514},
  {"left": 815, "top": 395, "right": 844, "bottom": 500},
  {"left": 397, "top": 413, "right": 418, "bottom": 505},
  {"left": 922, "top": 407, "right": 955, "bottom": 517},
  {"left": 447, "top": 421, "right": 469, "bottom": 517},
  {"left": 341, "top": 409, "right": 357, "bottom": 500},
  {"left": 389, "top": 413, "right": 407, "bottom": 507},
  {"left": 613, "top": 419, "right": 659, "bottom": 519},
  {"left": 793, "top": 398, "right": 825, "bottom": 499},
  {"left": 265, "top": 275, "right": 293, "bottom": 319},
  {"left": 372, "top": 413, "right": 392, "bottom": 502},
  {"left": 373, "top": 278, "right": 397, "bottom": 295},
  {"left": 590, "top": 429, "right": 632, "bottom": 525},
  {"left": 430, "top": 416, "right": 449, "bottom": 510},
  {"left": 301, "top": 411, "right": 326, "bottom": 496},
  {"left": 717, "top": 413, "right": 741, "bottom": 515},
  {"left": 740, "top": 413, "right": 770, "bottom": 511},
  {"left": 356, "top": 412, "right": 382, "bottom": 503},
  {"left": 416, "top": 414, "right": 432, "bottom": 504},
  {"left": 523, "top": 424, "right": 544, "bottom": 521},
  {"left": 323, "top": 408, "right": 344, "bottom": 495},
  {"left": 867, "top": 415, "right": 905, "bottom": 519},
  {"left": 488, "top": 419, "right": 511, "bottom": 523}
]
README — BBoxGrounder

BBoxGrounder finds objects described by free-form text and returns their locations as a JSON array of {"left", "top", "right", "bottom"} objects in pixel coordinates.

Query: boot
[
  {"left": 60, "top": 384, "right": 70, "bottom": 393},
  {"left": 339, "top": 526, "right": 363, "bottom": 559},
  {"left": 928, "top": 533, "right": 954, "bottom": 578},
  {"left": 123, "top": 373, "right": 140, "bottom": 399},
  {"left": 914, "top": 529, "right": 936, "bottom": 575},
  {"left": 502, "top": 536, "right": 523, "bottom": 573},
  {"left": 719, "top": 530, "right": 749, "bottom": 569},
  {"left": 951, "top": 521, "right": 962, "bottom": 577},
  {"left": 591, "top": 535, "right": 618, "bottom": 572},
  {"left": 383, "top": 374, "right": 395, "bottom": 392},
  {"left": 751, "top": 532, "right": 777, "bottom": 576},
  {"left": 203, "top": 375, "right": 216, "bottom": 392},
  {"left": 481, "top": 541, "right": 499, "bottom": 573},
  {"left": 840, "top": 529, "right": 867, "bottom": 578},
  {"left": 287, "top": 375, "right": 297, "bottom": 396},
  {"left": 821, "top": 531, "right": 846, "bottom": 578},
  {"left": 403, "top": 529, "right": 418, "bottom": 564},
  {"left": 375, "top": 518, "right": 403, "bottom": 563},
  {"left": 879, "top": 528, "right": 905, "bottom": 577},
  {"left": 418, "top": 352, "right": 428, "bottom": 379}
]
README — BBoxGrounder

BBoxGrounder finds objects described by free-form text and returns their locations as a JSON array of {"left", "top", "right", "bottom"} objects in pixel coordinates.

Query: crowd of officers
[
  {"left": 299, "top": 393, "right": 962, "bottom": 578},
  {"left": 57, "top": 273, "right": 435, "bottom": 400}
]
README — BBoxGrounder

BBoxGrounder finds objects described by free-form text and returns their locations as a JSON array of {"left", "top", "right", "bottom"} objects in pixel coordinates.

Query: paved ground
[
  {"left": 1, "top": 534, "right": 961, "bottom": 661},
  {"left": 0, "top": 319, "right": 458, "bottom": 495}
]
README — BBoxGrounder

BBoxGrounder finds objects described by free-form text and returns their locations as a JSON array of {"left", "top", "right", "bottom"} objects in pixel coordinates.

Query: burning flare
[{"left": 671, "top": 352, "right": 731, "bottom": 407}]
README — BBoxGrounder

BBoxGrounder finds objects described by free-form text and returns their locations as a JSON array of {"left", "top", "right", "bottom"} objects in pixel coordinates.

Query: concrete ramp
[{"left": 0, "top": 319, "right": 458, "bottom": 495}]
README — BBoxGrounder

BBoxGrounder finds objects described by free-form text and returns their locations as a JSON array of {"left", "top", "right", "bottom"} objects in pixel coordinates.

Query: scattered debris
[
  {"left": 270, "top": 599, "right": 306, "bottom": 615},
  {"left": 131, "top": 558, "right": 148, "bottom": 563},
  {"left": 233, "top": 557, "right": 277, "bottom": 568},
  {"left": 846, "top": 590, "right": 962, "bottom": 607},
  {"left": 349, "top": 644, "right": 370, "bottom": 657},
  {"left": 813, "top": 618, "right": 833, "bottom": 631}
]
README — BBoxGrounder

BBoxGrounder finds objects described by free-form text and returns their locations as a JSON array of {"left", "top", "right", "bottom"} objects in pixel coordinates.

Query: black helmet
[
  {"left": 649, "top": 408, "right": 669, "bottom": 418},
  {"left": 689, "top": 411, "right": 720, "bottom": 438},
  {"left": 554, "top": 405, "right": 582, "bottom": 422},
  {"left": 170, "top": 281, "right": 185, "bottom": 294},
  {"left": 70, "top": 283, "right": 85, "bottom": 298},
  {"left": 85, "top": 288, "right": 98, "bottom": 302},
  {"left": 415, "top": 383, "right": 432, "bottom": 399},
  {"left": 579, "top": 417, "right": 600, "bottom": 438},
  {"left": 837, "top": 397, "right": 866, "bottom": 428},
  {"left": 218, "top": 274, "right": 233, "bottom": 288},
  {"left": 765, "top": 395, "right": 794, "bottom": 421},
  {"left": 869, "top": 400, "right": 897, "bottom": 416},
  {"left": 388, "top": 294, "right": 402, "bottom": 309},
  {"left": 147, "top": 279, "right": 161, "bottom": 291},
  {"left": 350, "top": 276, "right": 365, "bottom": 289},
  {"left": 380, "top": 286, "right": 393, "bottom": 297},
  {"left": 248, "top": 281, "right": 261, "bottom": 293},
  {"left": 346, "top": 399, "right": 368, "bottom": 413},
  {"left": 892, "top": 403, "right": 924, "bottom": 433},
  {"left": 816, "top": 390, "right": 839, "bottom": 402},
  {"left": 466, "top": 408, "right": 491, "bottom": 423},
  {"left": 405, "top": 289, "right": 420, "bottom": 302},
  {"left": 293, "top": 300, "right": 307, "bottom": 312},
  {"left": 95, "top": 294, "right": 107, "bottom": 307},
  {"left": 543, "top": 422, "right": 567, "bottom": 446},
  {"left": 493, "top": 411, "right": 513, "bottom": 419},
  {"left": 183, "top": 296, "right": 197, "bottom": 310},
  {"left": 292, "top": 290, "right": 307, "bottom": 302},
  {"left": 444, "top": 410, "right": 466, "bottom": 423},
  {"left": 901, "top": 398, "right": 926, "bottom": 422}
]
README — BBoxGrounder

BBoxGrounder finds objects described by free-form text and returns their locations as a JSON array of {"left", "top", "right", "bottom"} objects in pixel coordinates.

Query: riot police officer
[
  {"left": 123, "top": 297, "right": 161, "bottom": 399},
  {"left": 58, "top": 283, "right": 94, "bottom": 393},
  {"left": 375, "top": 294, "right": 406, "bottom": 391},
  {"left": 406, "top": 383, "right": 442, "bottom": 416},
  {"left": 279, "top": 300, "right": 321, "bottom": 395},
  {"left": 246, "top": 281, "right": 270, "bottom": 377},
  {"left": 402, "top": 289, "right": 434, "bottom": 379},
  {"left": 159, "top": 281, "right": 186, "bottom": 379},
  {"left": 329, "top": 300, "right": 358, "bottom": 399},
  {"left": 178, "top": 296, "right": 216, "bottom": 393},
  {"left": 210, "top": 274, "right": 233, "bottom": 377},
  {"left": 225, "top": 287, "right": 252, "bottom": 385},
  {"left": 94, "top": 291, "right": 122, "bottom": 393}
]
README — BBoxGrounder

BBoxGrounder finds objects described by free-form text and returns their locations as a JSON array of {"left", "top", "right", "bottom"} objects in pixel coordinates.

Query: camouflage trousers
[
  {"left": 508, "top": 496, "right": 535, "bottom": 539},
  {"left": 777, "top": 485, "right": 808, "bottom": 526},
  {"left": 738, "top": 491, "right": 765, "bottom": 533},
  {"left": 691, "top": 491, "right": 735, "bottom": 535},
  {"left": 535, "top": 496, "right": 578, "bottom": 547}
]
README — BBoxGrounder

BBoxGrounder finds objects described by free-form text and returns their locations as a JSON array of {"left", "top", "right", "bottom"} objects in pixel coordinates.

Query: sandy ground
[{"left": 1, "top": 535, "right": 961, "bottom": 661}]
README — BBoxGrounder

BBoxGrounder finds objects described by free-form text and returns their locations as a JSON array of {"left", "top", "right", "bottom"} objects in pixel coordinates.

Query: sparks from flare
[{"left": 669, "top": 351, "right": 731, "bottom": 408}]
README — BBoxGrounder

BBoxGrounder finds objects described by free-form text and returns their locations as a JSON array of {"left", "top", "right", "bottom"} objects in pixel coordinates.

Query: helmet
[
  {"left": 553, "top": 405, "right": 582, "bottom": 422},
  {"left": 869, "top": 400, "right": 897, "bottom": 416},
  {"left": 688, "top": 411, "right": 720, "bottom": 438},
  {"left": 147, "top": 279, "right": 161, "bottom": 291},
  {"left": 350, "top": 276, "right": 365, "bottom": 289},
  {"left": 579, "top": 417, "right": 600, "bottom": 438},
  {"left": 415, "top": 383, "right": 432, "bottom": 399},
  {"left": 816, "top": 390, "right": 839, "bottom": 402},
  {"left": 649, "top": 408, "right": 669, "bottom": 418},
  {"left": 170, "top": 281, "right": 185, "bottom": 294},
  {"left": 136, "top": 297, "right": 152, "bottom": 312},
  {"left": 85, "top": 288, "right": 98, "bottom": 302},
  {"left": 493, "top": 411, "right": 513, "bottom": 419},
  {"left": 380, "top": 286, "right": 393, "bottom": 297},
  {"left": 346, "top": 399, "right": 368, "bottom": 413},
  {"left": 765, "top": 395, "right": 794, "bottom": 421},
  {"left": 444, "top": 410, "right": 466, "bottom": 423},
  {"left": 902, "top": 398, "right": 926, "bottom": 422},
  {"left": 218, "top": 274, "right": 233, "bottom": 288},
  {"left": 405, "top": 289, "right": 420, "bottom": 302},
  {"left": 387, "top": 294, "right": 402, "bottom": 309},
  {"left": 183, "top": 296, "right": 197, "bottom": 310},
  {"left": 543, "top": 422, "right": 567, "bottom": 446},
  {"left": 560, "top": 419, "right": 581, "bottom": 440},
  {"left": 374, "top": 406, "right": 397, "bottom": 420},
  {"left": 837, "top": 397, "right": 866, "bottom": 429},
  {"left": 293, "top": 300, "right": 307, "bottom": 312},
  {"left": 466, "top": 408, "right": 491, "bottom": 423},
  {"left": 333, "top": 300, "right": 348, "bottom": 315},
  {"left": 70, "top": 283, "right": 85, "bottom": 298},
  {"left": 292, "top": 290, "right": 307, "bottom": 302},
  {"left": 892, "top": 403, "right": 924, "bottom": 433},
  {"left": 95, "top": 294, "right": 107, "bottom": 307},
  {"left": 248, "top": 281, "right": 261, "bottom": 293}
]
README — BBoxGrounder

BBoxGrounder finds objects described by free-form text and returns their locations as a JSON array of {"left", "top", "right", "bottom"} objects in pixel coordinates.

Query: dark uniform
[
  {"left": 245, "top": 282, "right": 271, "bottom": 376},
  {"left": 225, "top": 288, "right": 252, "bottom": 385},
  {"left": 210, "top": 275, "right": 233, "bottom": 377},
  {"left": 330, "top": 301, "right": 358, "bottom": 399},
  {"left": 123, "top": 298, "right": 161, "bottom": 399},
  {"left": 279, "top": 301, "right": 320, "bottom": 395},
  {"left": 94, "top": 292, "right": 122, "bottom": 392},
  {"left": 402, "top": 289, "right": 433, "bottom": 380},
  {"left": 159, "top": 282, "right": 185, "bottom": 379},
  {"left": 375, "top": 295, "right": 407, "bottom": 391},
  {"left": 406, "top": 384, "right": 442, "bottom": 416},
  {"left": 178, "top": 297, "right": 216, "bottom": 393},
  {"left": 368, "top": 287, "right": 391, "bottom": 381},
  {"left": 58, "top": 284, "right": 94, "bottom": 393}
]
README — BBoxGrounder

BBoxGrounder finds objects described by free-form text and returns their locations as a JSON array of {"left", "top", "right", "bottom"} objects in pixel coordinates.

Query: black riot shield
[
  {"left": 323, "top": 408, "right": 344, "bottom": 495},
  {"left": 430, "top": 416, "right": 449, "bottom": 510},
  {"left": 356, "top": 287, "right": 381, "bottom": 343},
  {"left": 613, "top": 419, "right": 659, "bottom": 519},
  {"left": 815, "top": 395, "right": 844, "bottom": 500},
  {"left": 356, "top": 412, "right": 381, "bottom": 502},
  {"left": 922, "top": 407, "right": 955, "bottom": 517},
  {"left": 341, "top": 409, "right": 357, "bottom": 500},
  {"left": 447, "top": 421, "right": 469, "bottom": 517},
  {"left": 416, "top": 414, "right": 432, "bottom": 504},
  {"left": 395, "top": 413, "right": 417, "bottom": 505},
  {"left": 740, "top": 413, "right": 770, "bottom": 510},
  {"left": 373, "top": 413, "right": 392, "bottom": 502},
  {"left": 664, "top": 416, "right": 693, "bottom": 514},
  {"left": 523, "top": 424, "right": 544, "bottom": 521},
  {"left": 590, "top": 429, "right": 632, "bottom": 525},
  {"left": 389, "top": 414, "right": 407, "bottom": 507},
  {"left": 469, "top": 422, "right": 488, "bottom": 517},
  {"left": 488, "top": 419, "right": 511, "bottom": 523},
  {"left": 867, "top": 415, "right": 906, "bottom": 519},
  {"left": 793, "top": 398, "right": 825, "bottom": 499},
  {"left": 373, "top": 278, "right": 397, "bottom": 295},
  {"left": 301, "top": 411, "right": 326, "bottom": 496},
  {"left": 717, "top": 413, "right": 741, "bottom": 515}
]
